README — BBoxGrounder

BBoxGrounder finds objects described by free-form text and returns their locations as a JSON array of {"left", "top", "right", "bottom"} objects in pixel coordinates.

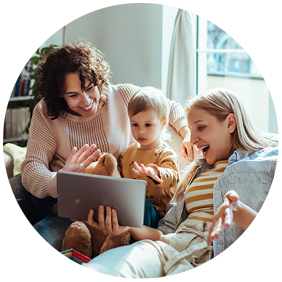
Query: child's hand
[
  {"left": 207, "top": 190, "right": 239, "bottom": 246},
  {"left": 132, "top": 162, "right": 163, "bottom": 183}
]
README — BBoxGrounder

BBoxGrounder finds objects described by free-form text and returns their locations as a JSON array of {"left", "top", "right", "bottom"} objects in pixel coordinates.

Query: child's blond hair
[{"left": 128, "top": 86, "right": 171, "bottom": 141}]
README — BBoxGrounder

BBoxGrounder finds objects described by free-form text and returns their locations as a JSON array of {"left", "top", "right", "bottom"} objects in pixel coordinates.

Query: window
[{"left": 196, "top": 16, "right": 277, "bottom": 134}]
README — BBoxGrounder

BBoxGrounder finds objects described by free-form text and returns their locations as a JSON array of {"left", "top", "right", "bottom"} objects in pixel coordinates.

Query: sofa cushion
[
  {"left": 261, "top": 132, "right": 279, "bottom": 147},
  {"left": 4, "top": 151, "right": 13, "bottom": 179}
]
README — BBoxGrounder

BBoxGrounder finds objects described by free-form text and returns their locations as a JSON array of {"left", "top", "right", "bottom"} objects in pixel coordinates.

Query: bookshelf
[{"left": 2, "top": 3, "right": 46, "bottom": 144}]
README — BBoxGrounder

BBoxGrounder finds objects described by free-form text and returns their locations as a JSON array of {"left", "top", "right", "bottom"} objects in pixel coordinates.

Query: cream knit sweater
[{"left": 21, "top": 84, "right": 188, "bottom": 199}]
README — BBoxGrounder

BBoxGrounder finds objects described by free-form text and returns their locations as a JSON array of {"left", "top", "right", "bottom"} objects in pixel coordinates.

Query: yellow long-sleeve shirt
[{"left": 119, "top": 141, "right": 180, "bottom": 218}]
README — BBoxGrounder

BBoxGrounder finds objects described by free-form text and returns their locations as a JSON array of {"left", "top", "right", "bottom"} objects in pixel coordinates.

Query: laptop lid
[{"left": 57, "top": 170, "right": 147, "bottom": 228}]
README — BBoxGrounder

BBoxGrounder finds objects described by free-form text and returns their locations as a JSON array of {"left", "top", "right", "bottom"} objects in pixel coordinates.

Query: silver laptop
[{"left": 57, "top": 170, "right": 147, "bottom": 228}]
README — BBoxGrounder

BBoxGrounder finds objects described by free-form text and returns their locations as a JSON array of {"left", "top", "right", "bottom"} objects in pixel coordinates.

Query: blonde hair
[
  {"left": 174, "top": 87, "right": 269, "bottom": 201},
  {"left": 128, "top": 86, "right": 171, "bottom": 141}
]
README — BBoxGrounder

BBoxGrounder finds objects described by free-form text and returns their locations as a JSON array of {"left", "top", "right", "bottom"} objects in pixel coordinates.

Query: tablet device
[{"left": 57, "top": 170, "right": 147, "bottom": 228}]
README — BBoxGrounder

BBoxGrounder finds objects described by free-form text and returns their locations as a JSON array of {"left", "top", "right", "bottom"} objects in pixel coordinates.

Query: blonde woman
[{"left": 85, "top": 87, "right": 278, "bottom": 278}]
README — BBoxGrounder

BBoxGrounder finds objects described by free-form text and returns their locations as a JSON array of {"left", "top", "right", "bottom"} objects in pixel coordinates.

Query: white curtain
[{"left": 166, "top": 10, "right": 196, "bottom": 105}]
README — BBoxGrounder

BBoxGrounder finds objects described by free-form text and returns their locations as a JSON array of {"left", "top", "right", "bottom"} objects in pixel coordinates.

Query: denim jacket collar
[{"left": 227, "top": 150, "right": 251, "bottom": 165}]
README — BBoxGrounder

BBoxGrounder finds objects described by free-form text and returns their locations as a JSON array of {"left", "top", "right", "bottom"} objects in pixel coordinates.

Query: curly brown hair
[{"left": 36, "top": 41, "right": 111, "bottom": 119}]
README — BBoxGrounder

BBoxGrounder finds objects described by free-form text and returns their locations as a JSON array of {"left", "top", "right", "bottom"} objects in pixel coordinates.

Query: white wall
[
  {"left": 161, "top": 5, "right": 178, "bottom": 95},
  {"left": 62, "top": 3, "right": 162, "bottom": 88},
  {"left": 42, "top": 3, "right": 180, "bottom": 95}
]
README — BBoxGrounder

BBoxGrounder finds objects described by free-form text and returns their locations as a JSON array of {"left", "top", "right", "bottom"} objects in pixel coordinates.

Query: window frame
[{"left": 194, "top": 3, "right": 279, "bottom": 133}]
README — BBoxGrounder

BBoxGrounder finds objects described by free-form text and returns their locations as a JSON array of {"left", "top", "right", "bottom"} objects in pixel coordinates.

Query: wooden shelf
[
  {"left": 3, "top": 136, "right": 28, "bottom": 144},
  {"left": 8, "top": 96, "right": 34, "bottom": 109}
]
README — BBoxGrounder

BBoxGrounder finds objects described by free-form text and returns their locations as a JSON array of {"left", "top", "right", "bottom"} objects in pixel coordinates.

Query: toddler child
[{"left": 119, "top": 86, "right": 180, "bottom": 224}]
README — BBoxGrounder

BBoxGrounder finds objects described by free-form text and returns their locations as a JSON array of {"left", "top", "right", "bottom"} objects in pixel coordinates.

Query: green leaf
[
  {"left": 19, "top": 43, "right": 59, "bottom": 136},
  {"left": 40, "top": 47, "right": 49, "bottom": 54}
]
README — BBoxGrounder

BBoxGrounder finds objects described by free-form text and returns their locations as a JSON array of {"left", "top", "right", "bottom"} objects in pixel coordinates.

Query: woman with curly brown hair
[{"left": 10, "top": 41, "right": 192, "bottom": 251}]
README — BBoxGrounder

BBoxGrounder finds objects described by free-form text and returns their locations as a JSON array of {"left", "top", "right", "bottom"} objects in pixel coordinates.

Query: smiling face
[
  {"left": 64, "top": 72, "right": 100, "bottom": 117},
  {"left": 187, "top": 108, "right": 236, "bottom": 165},
  {"left": 129, "top": 110, "right": 167, "bottom": 150}
]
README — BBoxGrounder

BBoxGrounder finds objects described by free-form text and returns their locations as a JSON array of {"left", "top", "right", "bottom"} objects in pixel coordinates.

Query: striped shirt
[{"left": 184, "top": 160, "right": 228, "bottom": 222}]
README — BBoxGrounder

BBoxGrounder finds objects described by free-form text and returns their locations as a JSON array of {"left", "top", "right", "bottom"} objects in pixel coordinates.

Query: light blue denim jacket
[{"left": 158, "top": 146, "right": 278, "bottom": 257}]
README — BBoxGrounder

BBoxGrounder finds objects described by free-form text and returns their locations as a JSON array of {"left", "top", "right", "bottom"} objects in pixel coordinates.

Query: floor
[{"left": 3, "top": 266, "right": 29, "bottom": 279}]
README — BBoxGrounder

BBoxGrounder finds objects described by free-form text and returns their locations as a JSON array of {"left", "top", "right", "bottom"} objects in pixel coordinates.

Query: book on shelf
[
  {"left": 11, "top": 61, "right": 32, "bottom": 97},
  {"left": 13, "top": 68, "right": 21, "bottom": 97},
  {"left": 4, "top": 108, "right": 29, "bottom": 141},
  {"left": 24, "top": 69, "right": 32, "bottom": 96},
  {"left": 7, "top": 68, "right": 17, "bottom": 98}
]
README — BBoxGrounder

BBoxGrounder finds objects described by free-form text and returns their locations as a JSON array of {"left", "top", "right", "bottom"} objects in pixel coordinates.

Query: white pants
[{"left": 82, "top": 219, "right": 213, "bottom": 278}]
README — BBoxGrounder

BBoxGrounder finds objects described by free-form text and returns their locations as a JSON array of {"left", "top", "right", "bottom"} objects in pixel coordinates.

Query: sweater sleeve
[
  {"left": 115, "top": 83, "right": 141, "bottom": 107},
  {"left": 21, "top": 102, "right": 58, "bottom": 199},
  {"left": 167, "top": 98, "right": 188, "bottom": 133}
]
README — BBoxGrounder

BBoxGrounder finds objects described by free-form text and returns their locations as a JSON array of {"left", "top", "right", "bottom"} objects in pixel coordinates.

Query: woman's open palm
[
  {"left": 62, "top": 144, "right": 101, "bottom": 173},
  {"left": 207, "top": 190, "right": 239, "bottom": 245}
]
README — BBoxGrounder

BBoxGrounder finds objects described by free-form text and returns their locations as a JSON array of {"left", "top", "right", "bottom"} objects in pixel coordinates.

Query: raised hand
[
  {"left": 132, "top": 162, "right": 163, "bottom": 183},
  {"left": 62, "top": 144, "right": 101, "bottom": 173},
  {"left": 180, "top": 138, "right": 201, "bottom": 162},
  {"left": 207, "top": 190, "right": 239, "bottom": 246}
]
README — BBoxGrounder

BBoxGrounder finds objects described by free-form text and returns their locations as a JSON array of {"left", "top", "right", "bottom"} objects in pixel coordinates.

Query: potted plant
[{"left": 23, "top": 44, "right": 58, "bottom": 135}]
